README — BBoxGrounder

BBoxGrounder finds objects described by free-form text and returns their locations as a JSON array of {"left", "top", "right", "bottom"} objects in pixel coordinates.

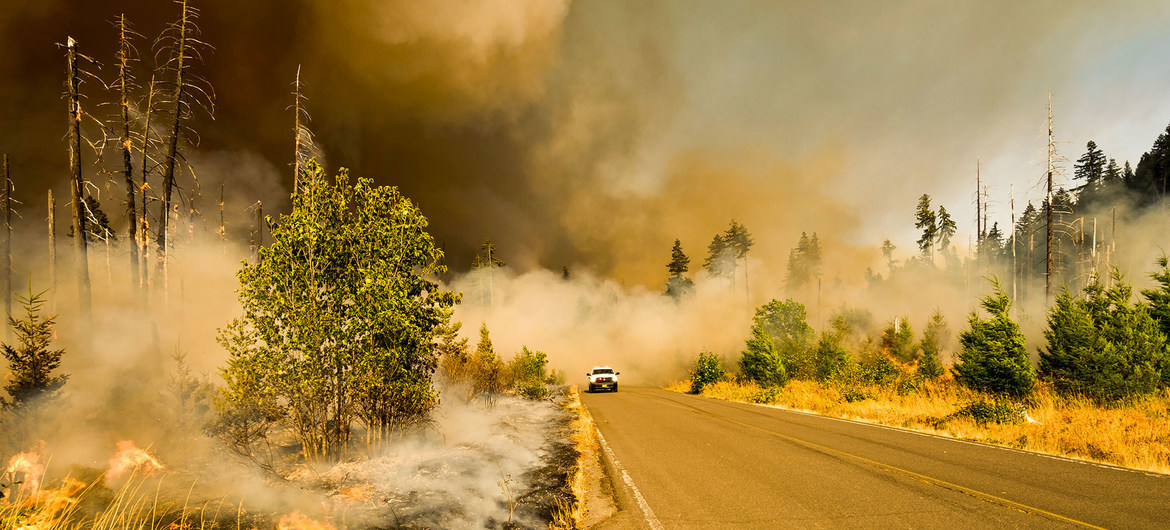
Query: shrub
[
  {"left": 953, "top": 279, "right": 1035, "bottom": 399},
  {"left": 739, "top": 327, "right": 787, "bottom": 387},
  {"left": 750, "top": 299, "right": 816, "bottom": 379},
  {"left": 1041, "top": 272, "right": 1167, "bottom": 404},
  {"left": 881, "top": 317, "right": 918, "bottom": 363},
  {"left": 751, "top": 386, "right": 782, "bottom": 404},
  {"left": 813, "top": 332, "right": 851, "bottom": 382},
  {"left": 953, "top": 400, "right": 1025, "bottom": 425},
  {"left": 918, "top": 309, "right": 948, "bottom": 380},
  {"left": 510, "top": 347, "right": 551, "bottom": 400},
  {"left": 690, "top": 351, "right": 726, "bottom": 394}
]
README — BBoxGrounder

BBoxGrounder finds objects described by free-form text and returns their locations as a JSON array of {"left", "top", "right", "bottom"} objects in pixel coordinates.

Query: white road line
[{"left": 597, "top": 428, "right": 665, "bottom": 530}]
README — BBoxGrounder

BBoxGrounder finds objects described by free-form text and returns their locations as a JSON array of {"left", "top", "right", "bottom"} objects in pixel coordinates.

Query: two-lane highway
[{"left": 582, "top": 386, "right": 1170, "bottom": 529}]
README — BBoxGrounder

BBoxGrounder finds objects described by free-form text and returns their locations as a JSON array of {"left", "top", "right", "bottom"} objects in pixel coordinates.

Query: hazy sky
[{"left": 3, "top": 0, "right": 1170, "bottom": 286}]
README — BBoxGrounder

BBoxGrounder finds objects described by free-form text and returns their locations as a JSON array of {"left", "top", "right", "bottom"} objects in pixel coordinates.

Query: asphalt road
[{"left": 581, "top": 386, "right": 1170, "bottom": 529}]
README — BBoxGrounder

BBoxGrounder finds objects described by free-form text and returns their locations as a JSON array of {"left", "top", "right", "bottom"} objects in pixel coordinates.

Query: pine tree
[
  {"left": 1142, "top": 255, "right": 1170, "bottom": 387},
  {"left": 1042, "top": 270, "right": 1168, "bottom": 403},
  {"left": 665, "top": 239, "right": 694, "bottom": 300},
  {"left": 1073, "top": 140, "right": 1106, "bottom": 187},
  {"left": 703, "top": 233, "right": 734, "bottom": 280},
  {"left": 880, "top": 238, "right": 896, "bottom": 272},
  {"left": 1, "top": 288, "right": 67, "bottom": 412},
  {"left": 953, "top": 280, "right": 1034, "bottom": 399},
  {"left": 937, "top": 206, "right": 957, "bottom": 252},
  {"left": 914, "top": 194, "right": 938, "bottom": 263},
  {"left": 919, "top": 309, "right": 948, "bottom": 380},
  {"left": 881, "top": 317, "right": 918, "bottom": 363}
]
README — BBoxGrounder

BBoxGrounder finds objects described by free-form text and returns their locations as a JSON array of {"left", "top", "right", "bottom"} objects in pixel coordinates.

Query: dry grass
[
  {"left": 677, "top": 378, "right": 1170, "bottom": 475},
  {"left": 549, "top": 385, "right": 594, "bottom": 530}
]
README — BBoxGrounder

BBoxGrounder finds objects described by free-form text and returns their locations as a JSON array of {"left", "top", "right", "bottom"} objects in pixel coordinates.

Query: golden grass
[
  {"left": 678, "top": 379, "right": 1170, "bottom": 475},
  {"left": 549, "top": 385, "right": 594, "bottom": 530}
]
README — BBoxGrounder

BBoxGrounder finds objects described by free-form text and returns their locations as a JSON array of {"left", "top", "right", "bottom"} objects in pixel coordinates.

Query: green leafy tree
[
  {"left": 690, "top": 351, "right": 725, "bottom": 394},
  {"left": 919, "top": 309, "right": 948, "bottom": 380},
  {"left": 1042, "top": 271, "right": 1167, "bottom": 402},
  {"left": 750, "top": 298, "right": 816, "bottom": 379},
  {"left": 881, "top": 318, "right": 918, "bottom": 363},
  {"left": 665, "top": 239, "right": 694, "bottom": 299},
  {"left": 953, "top": 280, "right": 1034, "bottom": 399},
  {"left": 215, "top": 161, "right": 456, "bottom": 459},
  {"left": 914, "top": 194, "right": 937, "bottom": 263},
  {"left": 1, "top": 288, "right": 67, "bottom": 412},
  {"left": 509, "top": 346, "right": 550, "bottom": 399},
  {"left": 813, "top": 331, "right": 851, "bottom": 382},
  {"left": 739, "top": 325, "right": 786, "bottom": 387}
]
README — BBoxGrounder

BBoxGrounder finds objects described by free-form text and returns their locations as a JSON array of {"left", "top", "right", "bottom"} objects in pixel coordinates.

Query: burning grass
[{"left": 668, "top": 378, "right": 1170, "bottom": 475}]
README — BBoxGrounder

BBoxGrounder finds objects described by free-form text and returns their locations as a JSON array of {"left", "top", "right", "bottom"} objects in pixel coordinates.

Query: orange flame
[
  {"left": 106, "top": 440, "right": 165, "bottom": 479},
  {"left": 277, "top": 511, "right": 336, "bottom": 530},
  {"left": 5, "top": 447, "right": 46, "bottom": 494},
  {"left": 14, "top": 477, "right": 86, "bottom": 527},
  {"left": 339, "top": 484, "right": 374, "bottom": 502}
]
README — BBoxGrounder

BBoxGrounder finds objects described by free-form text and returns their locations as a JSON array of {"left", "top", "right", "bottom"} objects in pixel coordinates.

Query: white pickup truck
[{"left": 586, "top": 366, "right": 619, "bottom": 393}]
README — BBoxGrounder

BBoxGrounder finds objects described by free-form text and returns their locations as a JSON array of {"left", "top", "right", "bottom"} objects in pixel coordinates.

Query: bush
[
  {"left": 918, "top": 309, "right": 949, "bottom": 380},
  {"left": 739, "top": 327, "right": 787, "bottom": 387},
  {"left": 751, "top": 299, "right": 815, "bottom": 380},
  {"left": 751, "top": 386, "right": 782, "bottom": 404},
  {"left": 1043, "top": 272, "right": 1167, "bottom": 404},
  {"left": 953, "top": 400, "right": 1025, "bottom": 425},
  {"left": 690, "top": 351, "right": 726, "bottom": 394},
  {"left": 509, "top": 346, "right": 550, "bottom": 400},
  {"left": 953, "top": 279, "right": 1035, "bottom": 399},
  {"left": 814, "top": 333, "right": 851, "bottom": 382}
]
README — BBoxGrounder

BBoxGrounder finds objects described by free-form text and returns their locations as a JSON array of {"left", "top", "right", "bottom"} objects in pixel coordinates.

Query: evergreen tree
[
  {"left": 724, "top": 220, "right": 754, "bottom": 262},
  {"left": 1130, "top": 123, "right": 1170, "bottom": 206},
  {"left": 667, "top": 239, "right": 690, "bottom": 276},
  {"left": 0, "top": 288, "right": 67, "bottom": 412},
  {"left": 66, "top": 196, "right": 115, "bottom": 243},
  {"left": 665, "top": 239, "right": 694, "bottom": 300},
  {"left": 1104, "top": 158, "right": 1121, "bottom": 183},
  {"left": 472, "top": 239, "right": 505, "bottom": 269},
  {"left": 953, "top": 280, "right": 1034, "bottom": 399},
  {"left": 703, "top": 233, "right": 734, "bottom": 279},
  {"left": 937, "top": 206, "right": 957, "bottom": 252},
  {"left": 919, "top": 309, "right": 948, "bottom": 380},
  {"left": 1073, "top": 140, "right": 1106, "bottom": 188},
  {"left": 1142, "top": 255, "right": 1170, "bottom": 387},
  {"left": 914, "top": 194, "right": 938, "bottom": 263},
  {"left": 813, "top": 330, "right": 851, "bottom": 381},
  {"left": 880, "top": 239, "right": 896, "bottom": 272},
  {"left": 785, "top": 232, "right": 822, "bottom": 294},
  {"left": 880, "top": 317, "right": 918, "bottom": 363},
  {"left": 1041, "top": 270, "right": 1168, "bottom": 403}
]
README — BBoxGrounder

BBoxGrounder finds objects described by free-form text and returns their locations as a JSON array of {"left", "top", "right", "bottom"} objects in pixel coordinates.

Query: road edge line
[{"left": 596, "top": 429, "right": 665, "bottom": 530}]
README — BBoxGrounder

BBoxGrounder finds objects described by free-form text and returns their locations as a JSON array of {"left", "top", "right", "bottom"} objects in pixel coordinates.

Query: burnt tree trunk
[
  {"left": 157, "top": 0, "right": 190, "bottom": 284},
  {"left": 66, "top": 37, "right": 91, "bottom": 315},
  {"left": 2, "top": 154, "right": 10, "bottom": 338},
  {"left": 116, "top": 15, "right": 140, "bottom": 296}
]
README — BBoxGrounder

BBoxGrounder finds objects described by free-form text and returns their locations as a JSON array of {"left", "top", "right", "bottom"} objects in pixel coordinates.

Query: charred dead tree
[
  {"left": 2, "top": 155, "right": 10, "bottom": 339},
  {"left": 114, "top": 15, "right": 143, "bottom": 296},
  {"left": 291, "top": 65, "right": 320, "bottom": 195},
  {"left": 1045, "top": 90, "right": 1055, "bottom": 301},
  {"left": 154, "top": 0, "right": 214, "bottom": 288},
  {"left": 65, "top": 37, "right": 92, "bottom": 316},
  {"left": 250, "top": 201, "right": 262, "bottom": 262},
  {"left": 139, "top": 75, "right": 158, "bottom": 294},
  {"left": 218, "top": 183, "right": 225, "bottom": 253},
  {"left": 48, "top": 191, "right": 56, "bottom": 307}
]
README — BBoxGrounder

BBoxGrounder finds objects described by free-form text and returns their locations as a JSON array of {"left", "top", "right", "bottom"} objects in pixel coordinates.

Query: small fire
[
  {"left": 5, "top": 445, "right": 46, "bottom": 494},
  {"left": 277, "top": 511, "right": 336, "bottom": 530},
  {"left": 339, "top": 484, "right": 374, "bottom": 502},
  {"left": 106, "top": 440, "right": 165, "bottom": 479},
  {"left": 16, "top": 478, "right": 86, "bottom": 527}
]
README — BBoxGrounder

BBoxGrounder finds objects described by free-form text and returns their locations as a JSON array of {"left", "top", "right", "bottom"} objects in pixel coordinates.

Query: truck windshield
[{"left": 593, "top": 369, "right": 614, "bottom": 374}]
